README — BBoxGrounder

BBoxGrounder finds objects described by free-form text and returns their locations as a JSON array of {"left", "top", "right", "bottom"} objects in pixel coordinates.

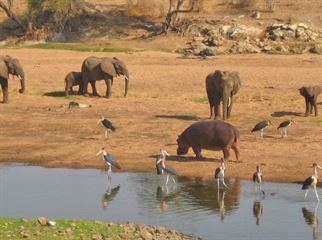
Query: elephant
[
  {"left": 64, "top": 71, "right": 82, "bottom": 96},
  {"left": 299, "top": 85, "right": 322, "bottom": 116},
  {"left": 206, "top": 70, "right": 241, "bottom": 120},
  {"left": 81, "top": 56, "right": 129, "bottom": 98},
  {"left": 0, "top": 55, "right": 26, "bottom": 103}
]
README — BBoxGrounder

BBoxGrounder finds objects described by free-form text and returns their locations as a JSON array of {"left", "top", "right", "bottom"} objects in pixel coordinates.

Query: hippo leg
[
  {"left": 192, "top": 146, "right": 202, "bottom": 160},
  {"left": 223, "top": 148, "right": 230, "bottom": 161},
  {"left": 232, "top": 145, "right": 240, "bottom": 162}
]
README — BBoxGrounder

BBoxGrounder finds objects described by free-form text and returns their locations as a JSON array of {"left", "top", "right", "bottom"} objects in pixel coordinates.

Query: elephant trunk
[
  {"left": 17, "top": 70, "right": 26, "bottom": 94},
  {"left": 222, "top": 90, "right": 229, "bottom": 120},
  {"left": 124, "top": 70, "right": 129, "bottom": 97}
]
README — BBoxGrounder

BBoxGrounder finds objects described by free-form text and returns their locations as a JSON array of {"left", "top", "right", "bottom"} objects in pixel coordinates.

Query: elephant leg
[
  {"left": 214, "top": 96, "right": 221, "bottom": 119},
  {"left": 0, "top": 78, "right": 8, "bottom": 103},
  {"left": 313, "top": 99, "right": 318, "bottom": 116},
  {"left": 227, "top": 96, "right": 233, "bottom": 119},
  {"left": 309, "top": 100, "right": 314, "bottom": 114},
  {"left": 192, "top": 146, "right": 202, "bottom": 160},
  {"left": 305, "top": 97, "right": 310, "bottom": 116},
  {"left": 104, "top": 78, "right": 112, "bottom": 98},
  {"left": 90, "top": 81, "right": 100, "bottom": 97},
  {"left": 207, "top": 93, "right": 214, "bottom": 119}
]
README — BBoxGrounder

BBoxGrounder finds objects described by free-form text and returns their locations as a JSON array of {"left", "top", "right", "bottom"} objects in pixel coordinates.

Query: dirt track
[{"left": 0, "top": 49, "right": 321, "bottom": 182}]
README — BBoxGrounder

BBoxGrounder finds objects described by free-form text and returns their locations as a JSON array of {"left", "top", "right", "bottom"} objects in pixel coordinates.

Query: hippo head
[{"left": 176, "top": 135, "right": 189, "bottom": 155}]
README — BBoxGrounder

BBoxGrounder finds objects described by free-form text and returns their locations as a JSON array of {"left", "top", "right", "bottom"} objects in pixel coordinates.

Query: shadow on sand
[
  {"left": 271, "top": 111, "right": 303, "bottom": 117},
  {"left": 155, "top": 115, "right": 200, "bottom": 121}
]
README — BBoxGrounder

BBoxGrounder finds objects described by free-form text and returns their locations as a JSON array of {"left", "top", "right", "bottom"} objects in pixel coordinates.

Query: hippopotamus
[{"left": 176, "top": 120, "right": 240, "bottom": 161}]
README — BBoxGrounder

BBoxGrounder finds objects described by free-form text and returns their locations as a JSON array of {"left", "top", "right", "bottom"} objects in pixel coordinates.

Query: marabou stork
[
  {"left": 302, "top": 163, "right": 322, "bottom": 201},
  {"left": 253, "top": 166, "right": 265, "bottom": 195},
  {"left": 214, "top": 158, "right": 229, "bottom": 189},
  {"left": 277, "top": 120, "right": 295, "bottom": 138},
  {"left": 156, "top": 149, "right": 178, "bottom": 185},
  {"left": 96, "top": 148, "right": 121, "bottom": 184},
  {"left": 97, "top": 117, "right": 116, "bottom": 139},
  {"left": 251, "top": 120, "right": 273, "bottom": 138}
]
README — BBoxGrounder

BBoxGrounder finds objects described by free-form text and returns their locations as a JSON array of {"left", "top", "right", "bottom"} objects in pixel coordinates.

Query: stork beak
[
  {"left": 96, "top": 150, "right": 103, "bottom": 156},
  {"left": 317, "top": 165, "right": 322, "bottom": 170},
  {"left": 163, "top": 150, "right": 170, "bottom": 156},
  {"left": 97, "top": 119, "right": 102, "bottom": 125}
]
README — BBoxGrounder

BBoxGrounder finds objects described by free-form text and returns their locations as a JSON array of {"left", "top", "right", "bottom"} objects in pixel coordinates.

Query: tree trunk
[{"left": 0, "top": 0, "right": 26, "bottom": 32}]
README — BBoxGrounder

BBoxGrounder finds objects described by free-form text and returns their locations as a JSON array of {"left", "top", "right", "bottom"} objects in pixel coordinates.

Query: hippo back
[{"left": 179, "top": 120, "right": 239, "bottom": 150}]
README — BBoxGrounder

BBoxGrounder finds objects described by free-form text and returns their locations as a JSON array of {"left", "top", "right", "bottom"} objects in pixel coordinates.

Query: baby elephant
[
  {"left": 299, "top": 85, "right": 322, "bottom": 116},
  {"left": 64, "top": 71, "right": 82, "bottom": 96}
]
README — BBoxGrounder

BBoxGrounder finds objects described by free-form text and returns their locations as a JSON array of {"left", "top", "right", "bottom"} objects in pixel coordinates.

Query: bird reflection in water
[
  {"left": 302, "top": 203, "right": 319, "bottom": 240},
  {"left": 253, "top": 200, "right": 263, "bottom": 226},
  {"left": 217, "top": 190, "right": 226, "bottom": 223},
  {"left": 101, "top": 184, "right": 121, "bottom": 210},
  {"left": 156, "top": 185, "right": 179, "bottom": 213}
]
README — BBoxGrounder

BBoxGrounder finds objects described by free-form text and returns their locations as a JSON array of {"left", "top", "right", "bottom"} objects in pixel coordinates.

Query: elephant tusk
[{"left": 227, "top": 96, "right": 231, "bottom": 107}]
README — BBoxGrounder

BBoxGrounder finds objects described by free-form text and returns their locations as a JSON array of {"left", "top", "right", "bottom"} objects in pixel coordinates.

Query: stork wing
[
  {"left": 156, "top": 162, "right": 163, "bottom": 175},
  {"left": 163, "top": 165, "right": 179, "bottom": 176},
  {"left": 302, "top": 176, "right": 314, "bottom": 190},
  {"left": 214, "top": 167, "right": 221, "bottom": 178},
  {"left": 104, "top": 154, "right": 121, "bottom": 169}
]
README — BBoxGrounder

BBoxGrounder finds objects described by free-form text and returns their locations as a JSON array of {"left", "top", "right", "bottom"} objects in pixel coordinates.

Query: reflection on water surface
[{"left": 0, "top": 165, "right": 321, "bottom": 240}]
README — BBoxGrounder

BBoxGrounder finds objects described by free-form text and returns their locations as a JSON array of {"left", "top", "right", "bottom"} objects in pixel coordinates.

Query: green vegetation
[
  {"left": 0, "top": 43, "right": 134, "bottom": 53},
  {"left": 0, "top": 217, "right": 123, "bottom": 240},
  {"left": 191, "top": 96, "right": 208, "bottom": 104}
]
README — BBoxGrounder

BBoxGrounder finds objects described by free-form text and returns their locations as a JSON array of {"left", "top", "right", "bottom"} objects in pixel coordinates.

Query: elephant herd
[{"left": 0, "top": 54, "right": 321, "bottom": 119}]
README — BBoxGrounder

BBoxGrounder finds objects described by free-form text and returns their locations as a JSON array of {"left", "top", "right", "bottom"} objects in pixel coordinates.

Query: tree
[
  {"left": 0, "top": 0, "right": 26, "bottom": 31},
  {"left": 163, "top": 0, "right": 199, "bottom": 33},
  {"left": 27, "top": 0, "right": 84, "bottom": 32}
]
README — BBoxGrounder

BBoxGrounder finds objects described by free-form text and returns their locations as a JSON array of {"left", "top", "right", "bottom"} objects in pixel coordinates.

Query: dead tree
[
  {"left": 163, "top": 0, "right": 198, "bottom": 33},
  {"left": 0, "top": 0, "right": 26, "bottom": 31}
]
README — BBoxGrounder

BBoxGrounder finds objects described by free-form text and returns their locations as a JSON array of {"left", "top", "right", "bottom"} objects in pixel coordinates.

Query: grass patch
[
  {"left": 191, "top": 96, "right": 208, "bottom": 104},
  {"left": 0, "top": 43, "right": 135, "bottom": 53},
  {"left": 0, "top": 217, "right": 123, "bottom": 240}
]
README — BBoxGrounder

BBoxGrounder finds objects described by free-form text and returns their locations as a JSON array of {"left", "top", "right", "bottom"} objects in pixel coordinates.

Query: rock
[
  {"left": 20, "top": 230, "right": 30, "bottom": 238},
  {"left": 230, "top": 41, "right": 261, "bottom": 54},
  {"left": 310, "top": 44, "right": 322, "bottom": 54},
  {"left": 47, "top": 221, "right": 56, "bottom": 227},
  {"left": 37, "top": 217, "right": 47, "bottom": 226},
  {"left": 198, "top": 48, "right": 216, "bottom": 56},
  {"left": 250, "top": 11, "right": 261, "bottom": 19}
]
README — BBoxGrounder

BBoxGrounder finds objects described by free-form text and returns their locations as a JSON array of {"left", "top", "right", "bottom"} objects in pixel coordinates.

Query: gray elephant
[
  {"left": 0, "top": 55, "right": 26, "bottom": 103},
  {"left": 81, "top": 56, "right": 129, "bottom": 98},
  {"left": 64, "top": 71, "right": 82, "bottom": 96},
  {"left": 299, "top": 85, "right": 322, "bottom": 116},
  {"left": 206, "top": 70, "right": 241, "bottom": 120}
]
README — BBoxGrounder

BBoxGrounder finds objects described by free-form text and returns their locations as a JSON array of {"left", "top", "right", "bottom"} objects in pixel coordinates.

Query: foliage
[{"left": 26, "top": 0, "right": 84, "bottom": 33}]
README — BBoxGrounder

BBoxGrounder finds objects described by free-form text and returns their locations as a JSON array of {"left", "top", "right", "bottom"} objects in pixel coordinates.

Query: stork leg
[
  {"left": 304, "top": 190, "right": 308, "bottom": 199},
  {"left": 105, "top": 130, "right": 109, "bottom": 139},
  {"left": 314, "top": 187, "right": 320, "bottom": 201},
  {"left": 217, "top": 178, "right": 220, "bottom": 189},
  {"left": 285, "top": 128, "right": 287, "bottom": 137},
  {"left": 260, "top": 129, "right": 264, "bottom": 138},
  {"left": 171, "top": 176, "right": 176, "bottom": 184},
  {"left": 165, "top": 175, "right": 169, "bottom": 185},
  {"left": 279, "top": 129, "right": 283, "bottom": 138},
  {"left": 222, "top": 178, "right": 229, "bottom": 189}
]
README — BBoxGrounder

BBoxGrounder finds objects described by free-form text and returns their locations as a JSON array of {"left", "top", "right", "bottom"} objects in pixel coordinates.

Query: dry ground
[{"left": 0, "top": 49, "right": 321, "bottom": 182}]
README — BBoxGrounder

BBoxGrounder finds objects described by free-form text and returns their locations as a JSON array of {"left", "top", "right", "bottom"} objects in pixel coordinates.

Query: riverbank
[
  {"left": 0, "top": 49, "right": 321, "bottom": 183},
  {"left": 0, "top": 217, "right": 200, "bottom": 240}
]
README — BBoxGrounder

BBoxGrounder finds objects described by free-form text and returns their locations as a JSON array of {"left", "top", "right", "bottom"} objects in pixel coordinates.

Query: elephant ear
[
  {"left": 0, "top": 58, "right": 9, "bottom": 79},
  {"left": 299, "top": 86, "right": 314, "bottom": 97},
  {"left": 230, "top": 72, "right": 241, "bottom": 95},
  {"left": 100, "top": 58, "right": 118, "bottom": 78}
]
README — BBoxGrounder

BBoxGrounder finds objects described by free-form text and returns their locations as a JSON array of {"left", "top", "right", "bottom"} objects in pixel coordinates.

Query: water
[{"left": 0, "top": 164, "right": 321, "bottom": 240}]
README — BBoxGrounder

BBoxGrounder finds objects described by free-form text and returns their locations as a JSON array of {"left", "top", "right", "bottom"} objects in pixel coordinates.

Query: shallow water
[{"left": 0, "top": 164, "right": 321, "bottom": 240}]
